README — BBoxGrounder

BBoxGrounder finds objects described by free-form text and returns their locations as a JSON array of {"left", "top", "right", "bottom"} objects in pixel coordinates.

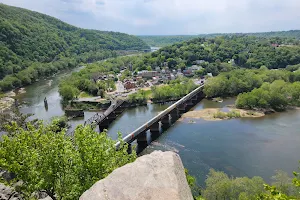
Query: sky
[{"left": 1, "top": 0, "right": 300, "bottom": 35}]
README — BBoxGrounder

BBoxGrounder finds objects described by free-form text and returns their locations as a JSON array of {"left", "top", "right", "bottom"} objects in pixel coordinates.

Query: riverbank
[
  {"left": 180, "top": 108, "right": 265, "bottom": 121},
  {"left": 0, "top": 91, "right": 17, "bottom": 112}
]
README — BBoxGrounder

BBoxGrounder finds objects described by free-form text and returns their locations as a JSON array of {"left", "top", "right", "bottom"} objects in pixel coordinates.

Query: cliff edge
[{"left": 80, "top": 151, "right": 193, "bottom": 200}]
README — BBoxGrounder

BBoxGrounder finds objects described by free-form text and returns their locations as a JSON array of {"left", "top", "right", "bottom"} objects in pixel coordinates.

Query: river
[{"left": 15, "top": 68, "right": 300, "bottom": 186}]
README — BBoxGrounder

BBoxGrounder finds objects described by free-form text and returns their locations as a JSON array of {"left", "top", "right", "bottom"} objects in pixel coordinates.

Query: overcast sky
[{"left": 1, "top": 0, "right": 300, "bottom": 35}]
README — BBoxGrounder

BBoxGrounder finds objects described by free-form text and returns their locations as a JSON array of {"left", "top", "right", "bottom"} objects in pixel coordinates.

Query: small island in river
[{"left": 181, "top": 108, "right": 265, "bottom": 121}]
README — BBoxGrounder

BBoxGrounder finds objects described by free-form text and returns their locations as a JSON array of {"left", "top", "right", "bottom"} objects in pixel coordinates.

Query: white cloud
[{"left": 1, "top": 0, "right": 300, "bottom": 34}]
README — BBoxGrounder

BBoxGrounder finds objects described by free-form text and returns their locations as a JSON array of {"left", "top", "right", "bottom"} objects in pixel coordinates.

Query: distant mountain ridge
[
  {"left": 139, "top": 30, "right": 300, "bottom": 47},
  {"left": 0, "top": 3, "right": 149, "bottom": 80}
]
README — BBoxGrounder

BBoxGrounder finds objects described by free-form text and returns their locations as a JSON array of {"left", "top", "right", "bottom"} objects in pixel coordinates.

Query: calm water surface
[
  {"left": 143, "top": 99, "right": 300, "bottom": 185},
  {"left": 16, "top": 68, "right": 300, "bottom": 186}
]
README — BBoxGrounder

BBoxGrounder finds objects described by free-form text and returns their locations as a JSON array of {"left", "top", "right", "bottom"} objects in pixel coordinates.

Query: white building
[
  {"left": 189, "top": 65, "right": 202, "bottom": 72},
  {"left": 195, "top": 60, "right": 205, "bottom": 65},
  {"left": 137, "top": 70, "right": 159, "bottom": 78}
]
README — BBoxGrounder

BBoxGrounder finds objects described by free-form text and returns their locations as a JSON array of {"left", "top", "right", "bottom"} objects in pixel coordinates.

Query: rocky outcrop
[
  {"left": 80, "top": 151, "right": 193, "bottom": 200},
  {"left": 0, "top": 183, "right": 21, "bottom": 200},
  {"left": 0, "top": 182, "right": 53, "bottom": 200}
]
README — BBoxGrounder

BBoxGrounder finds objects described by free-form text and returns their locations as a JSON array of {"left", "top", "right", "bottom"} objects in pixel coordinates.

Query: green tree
[
  {"left": 59, "top": 85, "right": 79, "bottom": 101},
  {"left": 0, "top": 122, "right": 135, "bottom": 200},
  {"left": 202, "top": 169, "right": 265, "bottom": 200}
]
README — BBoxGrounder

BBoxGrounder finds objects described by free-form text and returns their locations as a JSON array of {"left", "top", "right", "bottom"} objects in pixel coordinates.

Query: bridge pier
[
  {"left": 127, "top": 143, "right": 132, "bottom": 154},
  {"left": 137, "top": 131, "right": 147, "bottom": 146},
  {"left": 191, "top": 95, "right": 198, "bottom": 103},
  {"left": 99, "top": 125, "right": 109, "bottom": 133},
  {"left": 99, "top": 119, "right": 111, "bottom": 132},
  {"left": 150, "top": 122, "right": 160, "bottom": 133},
  {"left": 106, "top": 112, "right": 117, "bottom": 120},
  {"left": 170, "top": 109, "right": 179, "bottom": 123},
  {"left": 161, "top": 115, "right": 170, "bottom": 125}
]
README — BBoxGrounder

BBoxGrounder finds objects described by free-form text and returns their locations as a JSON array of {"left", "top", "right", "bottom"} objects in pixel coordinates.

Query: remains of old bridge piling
[
  {"left": 66, "top": 99, "right": 126, "bottom": 137},
  {"left": 115, "top": 84, "right": 205, "bottom": 149}
]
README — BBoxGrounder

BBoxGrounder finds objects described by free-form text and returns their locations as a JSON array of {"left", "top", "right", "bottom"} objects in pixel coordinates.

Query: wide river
[{"left": 16, "top": 67, "right": 300, "bottom": 186}]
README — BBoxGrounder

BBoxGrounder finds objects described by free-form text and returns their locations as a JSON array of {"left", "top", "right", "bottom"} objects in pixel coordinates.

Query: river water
[{"left": 16, "top": 68, "right": 300, "bottom": 186}]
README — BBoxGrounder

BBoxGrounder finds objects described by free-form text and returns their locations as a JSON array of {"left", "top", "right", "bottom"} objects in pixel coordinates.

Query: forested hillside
[
  {"left": 139, "top": 30, "right": 300, "bottom": 47},
  {"left": 0, "top": 3, "right": 149, "bottom": 91},
  {"left": 150, "top": 36, "right": 300, "bottom": 73},
  {"left": 138, "top": 35, "right": 198, "bottom": 47}
]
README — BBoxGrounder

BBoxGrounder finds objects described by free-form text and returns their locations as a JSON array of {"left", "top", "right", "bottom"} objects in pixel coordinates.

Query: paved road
[
  {"left": 73, "top": 96, "right": 103, "bottom": 102},
  {"left": 116, "top": 81, "right": 125, "bottom": 93}
]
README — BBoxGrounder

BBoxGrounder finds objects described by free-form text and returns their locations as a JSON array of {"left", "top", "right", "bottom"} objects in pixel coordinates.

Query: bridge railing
[{"left": 115, "top": 84, "right": 204, "bottom": 148}]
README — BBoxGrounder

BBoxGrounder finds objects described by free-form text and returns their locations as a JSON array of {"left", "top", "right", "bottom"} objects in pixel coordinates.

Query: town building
[
  {"left": 195, "top": 60, "right": 206, "bottom": 65},
  {"left": 183, "top": 69, "right": 193, "bottom": 77},
  {"left": 207, "top": 73, "right": 213, "bottom": 77},
  {"left": 137, "top": 70, "right": 159, "bottom": 78},
  {"left": 124, "top": 81, "right": 136, "bottom": 90},
  {"left": 188, "top": 65, "right": 202, "bottom": 72}
]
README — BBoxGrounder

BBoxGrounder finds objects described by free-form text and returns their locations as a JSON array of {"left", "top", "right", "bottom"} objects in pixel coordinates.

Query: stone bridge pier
[
  {"left": 161, "top": 115, "right": 170, "bottom": 125},
  {"left": 99, "top": 119, "right": 110, "bottom": 132},
  {"left": 150, "top": 122, "right": 160, "bottom": 133},
  {"left": 170, "top": 109, "right": 179, "bottom": 123},
  {"left": 136, "top": 131, "right": 147, "bottom": 146}
]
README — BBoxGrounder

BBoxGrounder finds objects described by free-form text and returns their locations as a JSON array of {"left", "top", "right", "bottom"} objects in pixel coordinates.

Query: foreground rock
[{"left": 80, "top": 151, "right": 193, "bottom": 200}]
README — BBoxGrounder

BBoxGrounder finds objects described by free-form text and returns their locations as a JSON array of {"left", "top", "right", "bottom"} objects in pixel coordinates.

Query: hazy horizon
[{"left": 1, "top": 0, "right": 300, "bottom": 35}]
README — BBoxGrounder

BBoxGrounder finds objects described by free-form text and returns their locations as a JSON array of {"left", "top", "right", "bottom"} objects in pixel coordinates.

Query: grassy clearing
[
  {"left": 78, "top": 92, "right": 92, "bottom": 98},
  {"left": 213, "top": 110, "right": 241, "bottom": 119}
]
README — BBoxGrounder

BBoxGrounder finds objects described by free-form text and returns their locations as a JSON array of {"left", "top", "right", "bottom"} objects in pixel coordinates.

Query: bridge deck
[{"left": 115, "top": 84, "right": 204, "bottom": 148}]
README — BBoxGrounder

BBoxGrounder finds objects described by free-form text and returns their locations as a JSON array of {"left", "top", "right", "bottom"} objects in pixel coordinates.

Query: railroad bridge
[
  {"left": 66, "top": 99, "right": 126, "bottom": 137},
  {"left": 115, "top": 84, "right": 205, "bottom": 149}
]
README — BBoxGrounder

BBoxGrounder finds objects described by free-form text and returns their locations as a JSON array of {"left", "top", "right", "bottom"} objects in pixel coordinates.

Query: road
[
  {"left": 73, "top": 96, "right": 103, "bottom": 102},
  {"left": 116, "top": 81, "right": 125, "bottom": 93}
]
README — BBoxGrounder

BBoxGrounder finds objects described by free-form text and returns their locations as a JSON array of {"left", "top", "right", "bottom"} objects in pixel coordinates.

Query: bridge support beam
[
  {"left": 170, "top": 109, "right": 179, "bottom": 123},
  {"left": 191, "top": 95, "right": 199, "bottom": 103},
  {"left": 178, "top": 104, "right": 187, "bottom": 113},
  {"left": 150, "top": 122, "right": 160, "bottom": 133},
  {"left": 186, "top": 99, "right": 194, "bottom": 106},
  {"left": 137, "top": 131, "right": 147, "bottom": 146},
  {"left": 197, "top": 91, "right": 205, "bottom": 100},
  {"left": 161, "top": 115, "right": 170, "bottom": 125},
  {"left": 113, "top": 108, "right": 124, "bottom": 115}
]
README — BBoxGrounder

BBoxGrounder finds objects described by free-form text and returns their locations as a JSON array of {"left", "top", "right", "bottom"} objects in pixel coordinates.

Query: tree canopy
[
  {"left": 139, "top": 30, "right": 300, "bottom": 47},
  {"left": 0, "top": 121, "right": 135, "bottom": 200}
]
